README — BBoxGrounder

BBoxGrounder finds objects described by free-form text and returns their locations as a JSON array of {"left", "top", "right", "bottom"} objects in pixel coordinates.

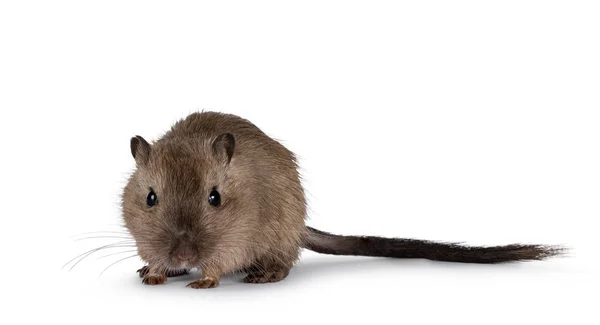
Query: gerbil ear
[
  {"left": 130, "top": 135, "right": 151, "bottom": 164},
  {"left": 212, "top": 133, "right": 235, "bottom": 164}
]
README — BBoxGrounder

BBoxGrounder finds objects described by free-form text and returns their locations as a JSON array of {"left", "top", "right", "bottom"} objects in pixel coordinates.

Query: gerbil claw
[
  {"left": 186, "top": 276, "right": 219, "bottom": 289},
  {"left": 137, "top": 266, "right": 150, "bottom": 278}
]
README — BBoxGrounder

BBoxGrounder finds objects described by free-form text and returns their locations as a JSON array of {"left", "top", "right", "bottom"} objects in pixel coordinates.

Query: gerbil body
[{"left": 122, "top": 111, "right": 564, "bottom": 289}]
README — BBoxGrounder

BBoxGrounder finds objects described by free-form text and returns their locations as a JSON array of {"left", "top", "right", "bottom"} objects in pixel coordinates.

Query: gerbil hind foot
[
  {"left": 137, "top": 266, "right": 189, "bottom": 278},
  {"left": 243, "top": 266, "right": 290, "bottom": 284}
]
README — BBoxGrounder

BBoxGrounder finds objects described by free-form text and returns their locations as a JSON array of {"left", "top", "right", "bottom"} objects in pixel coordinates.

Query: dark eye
[
  {"left": 208, "top": 188, "right": 221, "bottom": 207},
  {"left": 146, "top": 189, "right": 158, "bottom": 208}
]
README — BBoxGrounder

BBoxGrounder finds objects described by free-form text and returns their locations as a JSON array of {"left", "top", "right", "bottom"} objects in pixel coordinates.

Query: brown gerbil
[{"left": 122, "top": 111, "right": 565, "bottom": 289}]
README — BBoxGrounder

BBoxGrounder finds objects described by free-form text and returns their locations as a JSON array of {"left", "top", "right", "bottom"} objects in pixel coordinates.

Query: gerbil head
[{"left": 122, "top": 133, "right": 238, "bottom": 269}]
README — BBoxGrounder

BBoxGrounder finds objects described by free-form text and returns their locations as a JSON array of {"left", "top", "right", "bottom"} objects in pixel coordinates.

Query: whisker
[
  {"left": 75, "top": 236, "right": 134, "bottom": 242},
  {"left": 69, "top": 230, "right": 131, "bottom": 238},
  {"left": 96, "top": 250, "right": 139, "bottom": 260},
  {"left": 99, "top": 254, "right": 140, "bottom": 277},
  {"left": 63, "top": 241, "right": 136, "bottom": 271}
]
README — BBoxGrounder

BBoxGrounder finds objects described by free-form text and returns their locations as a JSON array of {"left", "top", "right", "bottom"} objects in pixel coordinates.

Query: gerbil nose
[
  {"left": 174, "top": 239, "right": 196, "bottom": 260},
  {"left": 176, "top": 249, "right": 194, "bottom": 260},
  {"left": 173, "top": 229, "right": 197, "bottom": 260}
]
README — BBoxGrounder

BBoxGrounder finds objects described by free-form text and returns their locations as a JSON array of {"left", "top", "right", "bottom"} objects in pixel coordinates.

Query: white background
[{"left": 1, "top": 1, "right": 598, "bottom": 324}]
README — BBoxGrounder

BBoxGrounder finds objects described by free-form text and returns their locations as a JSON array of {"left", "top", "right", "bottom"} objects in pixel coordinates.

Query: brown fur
[{"left": 121, "top": 111, "right": 565, "bottom": 289}]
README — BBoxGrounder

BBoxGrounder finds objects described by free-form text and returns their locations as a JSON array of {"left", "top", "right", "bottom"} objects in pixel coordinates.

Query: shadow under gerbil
[{"left": 126, "top": 254, "right": 564, "bottom": 295}]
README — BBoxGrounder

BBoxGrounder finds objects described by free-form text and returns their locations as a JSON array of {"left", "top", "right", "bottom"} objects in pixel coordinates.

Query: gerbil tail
[{"left": 303, "top": 226, "right": 566, "bottom": 263}]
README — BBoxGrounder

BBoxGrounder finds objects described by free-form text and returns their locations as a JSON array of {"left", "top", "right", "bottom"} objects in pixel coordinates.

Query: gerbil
[{"left": 122, "top": 111, "right": 565, "bottom": 289}]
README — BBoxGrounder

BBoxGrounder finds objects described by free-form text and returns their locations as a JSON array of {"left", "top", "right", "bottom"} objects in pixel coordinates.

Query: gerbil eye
[
  {"left": 208, "top": 188, "right": 221, "bottom": 207},
  {"left": 146, "top": 189, "right": 158, "bottom": 208}
]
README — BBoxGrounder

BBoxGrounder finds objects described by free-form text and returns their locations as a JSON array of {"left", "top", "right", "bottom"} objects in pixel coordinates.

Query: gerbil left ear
[
  {"left": 212, "top": 133, "right": 235, "bottom": 165},
  {"left": 130, "top": 135, "right": 151, "bottom": 165}
]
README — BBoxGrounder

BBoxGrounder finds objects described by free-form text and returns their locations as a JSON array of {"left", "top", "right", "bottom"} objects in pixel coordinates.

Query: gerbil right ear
[
  {"left": 130, "top": 135, "right": 151, "bottom": 165},
  {"left": 212, "top": 133, "right": 235, "bottom": 165}
]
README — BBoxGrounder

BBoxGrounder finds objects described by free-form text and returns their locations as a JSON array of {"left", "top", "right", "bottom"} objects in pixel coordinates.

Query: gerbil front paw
[
  {"left": 142, "top": 274, "right": 167, "bottom": 285},
  {"left": 186, "top": 276, "right": 219, "bottom": 289}
]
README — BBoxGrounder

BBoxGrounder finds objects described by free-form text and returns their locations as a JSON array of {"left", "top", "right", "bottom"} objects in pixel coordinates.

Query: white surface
[{"left": 1, "top": 1, "right": 598, "bottom": 324}]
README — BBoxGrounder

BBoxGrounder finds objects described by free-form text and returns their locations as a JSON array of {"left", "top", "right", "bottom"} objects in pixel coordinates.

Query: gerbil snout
[{"left": 170, "top": 232, "right": 200, "bottom": 267}]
